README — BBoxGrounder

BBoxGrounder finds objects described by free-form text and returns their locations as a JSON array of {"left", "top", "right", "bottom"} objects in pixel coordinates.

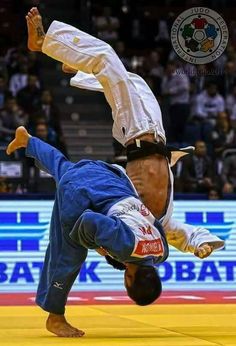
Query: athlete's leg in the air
[
  {"left": 7, "top": 126, "right": 73, "bottom": 184},
  {"left": 7, "top": 127, "right": 86, "bottom": 337}
]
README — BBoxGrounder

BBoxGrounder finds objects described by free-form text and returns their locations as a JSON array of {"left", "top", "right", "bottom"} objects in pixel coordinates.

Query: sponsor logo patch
[{"left": 134, "top": 239, "right": 164, "bottom": 257}]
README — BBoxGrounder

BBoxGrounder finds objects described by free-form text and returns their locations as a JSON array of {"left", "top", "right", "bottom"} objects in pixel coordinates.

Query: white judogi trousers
[
  {"left": 42, "top": 20, "right": 224, "bottom": 253},
  {"left": 42, "top": 20, "right": 165, "bottom": 146}
]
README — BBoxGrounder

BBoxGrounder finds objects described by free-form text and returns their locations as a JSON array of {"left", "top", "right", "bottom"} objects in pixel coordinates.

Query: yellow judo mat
[{"left": 0, "top": 304, "right": 235, "bottom": 346}]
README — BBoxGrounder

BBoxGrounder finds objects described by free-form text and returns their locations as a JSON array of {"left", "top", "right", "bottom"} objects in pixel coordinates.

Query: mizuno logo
[{"left": 53, "top": 282, "right": 64, "bottom": 290}]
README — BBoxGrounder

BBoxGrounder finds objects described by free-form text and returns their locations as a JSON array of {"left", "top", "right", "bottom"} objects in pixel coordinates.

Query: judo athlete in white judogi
[{"left": 24, "top": 7, "right": 225, "bottom": 338}]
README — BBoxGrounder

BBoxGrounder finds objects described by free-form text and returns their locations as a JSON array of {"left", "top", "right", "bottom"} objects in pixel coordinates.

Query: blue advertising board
[{"left": 0, "top": 200, "right": 235, "bottom": 292}]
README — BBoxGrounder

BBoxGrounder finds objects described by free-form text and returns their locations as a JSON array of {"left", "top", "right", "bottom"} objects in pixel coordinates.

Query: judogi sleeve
[
  {"left": 163, "top": 218, "right": 225, "bottom": 253},
  {"left": 69, "top": 210, "right": 135, "bottom": 261},
  {"left": 26, "top": 137, "right": 73, "bottom": 183}
]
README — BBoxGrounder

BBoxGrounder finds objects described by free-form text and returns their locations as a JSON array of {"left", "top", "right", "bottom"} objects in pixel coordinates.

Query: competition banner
[{"left": 0, "top": 200, "right": 235, "bottom": 292}]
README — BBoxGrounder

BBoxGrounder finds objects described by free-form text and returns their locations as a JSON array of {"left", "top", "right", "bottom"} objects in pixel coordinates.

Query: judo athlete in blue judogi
[{"left": 7, "top": 126, "right": 171, "bottom": 337}]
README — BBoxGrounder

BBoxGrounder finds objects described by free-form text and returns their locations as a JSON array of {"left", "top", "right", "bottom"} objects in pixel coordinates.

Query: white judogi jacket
[
  {"left": 42, "top": 20, "right": 224, "bottom": 254},
  {"left": 114, "top": 165, "right": 224, "bottom": 254}
]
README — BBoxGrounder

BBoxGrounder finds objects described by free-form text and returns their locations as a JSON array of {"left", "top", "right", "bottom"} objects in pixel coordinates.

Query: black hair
[
  {"left": 207, "top": 186, "right": 223, "bottom": 200},
  {"left": 126, "top": 266, "right": 162, "bottom": 306},
  {"left": 105, "top": 255, "right": 126, "bottom": 271},
  {"left": 205, "top": 81, "right": 218, "bottom": 89}
]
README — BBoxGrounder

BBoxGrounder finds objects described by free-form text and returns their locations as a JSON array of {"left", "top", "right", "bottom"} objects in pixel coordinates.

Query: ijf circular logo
[{"left": 171, "top": 7, "right": 229, "bottom": 65}]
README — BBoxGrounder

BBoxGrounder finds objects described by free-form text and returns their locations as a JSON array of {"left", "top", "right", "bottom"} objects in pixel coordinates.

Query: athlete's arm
[
  {"left": 163, "top": 218, "right": 225, "bottom": 258},
  {"left": 69, "top": 210, "right": 135, "bottom": 261}
]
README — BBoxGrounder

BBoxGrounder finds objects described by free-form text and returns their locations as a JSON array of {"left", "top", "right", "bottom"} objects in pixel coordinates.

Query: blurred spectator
[
  {"left": 183, "top": 62, "right": 197, "bottom": 79},
  {"left": 155, "top": 14, "right": 173, "bottom": 57},
  {"left": 229, "top": 20, "right": 236, "bottom": 48},
  {"left": 193, "top": 64, "right": 207, "bottom": 93},
  {"left": 225, "top": 44, "right": 236, "bottom": 62},
  {"left": 168, "top": 49, "right": 178, "bottom": 63},
  {"left": 114, "top": 41, "right": 131, "bottom": 70},
  {"left": 144, "top": 76, "right": 159, "bottom": 97},
  {"left": 5, "top": 47, "right": 19, "bottom": 75},
  {"left": 226, "top": 84, "right": 236, "bottom": 117},
  {"left": 0, "top": 97, "right": 28, "bottom": 144},
  {"left": 213, "top": 53, "right": 227, "bottom": 72},
  {"left": 227, "top": 85, "right": 236, "bottom": 128},
  {"left": 27, "top": 51, "right": 42, "bottom": 76},
  {"left": 143, "top": 50, "right": 164, "bottom": 95},
  {"left": 9, "top": 63, "right": 28, "bottom": 96},
  {"left": 229, "top": 106, "right": 236, "bottom": 129},
  {"left": 130, "top": 55, "right": 144, "bottom": 74},
  {"left": 35, "top": 90, "right": 61, "bottom": 132},
  {"left": 31, "top": 117, "right": 67, "bottom": 155},
  {"left": 155, "top": 18, "right": 169, "bottom": 42},
  {"left": 129, "top": 9, "right": 156, "bottom": 49},
  {"left": 93, "top": 6, "right": 120, "bottom": 44},
  {"left": 189, "top": 81, "right": 198, "bottom": 118},
  {"left": 0, "top": 75, "right": 12, "bottom": 109},
  {"left": 211, "top": 112, "right": 236, "bottom": 158},
  {"left": 194, "top": 82, "right": 225, "bottom": 125},
  {"left": 171, "top": 160, "right": 184, "bottom": 193},
  {"left": 33, "top": 120, "right": 58, "bottom": 147},
  {"left": 208, "top": 187, "right": 222, "bottom": 200},
  {"left": 0, "top": 58, "right": 8, "bottom": 82},
  {"left": 5, "top": 44, "right": 27, "bottom": 76},
  {"left": 181, "top": 140, "right": 215, "bottom": 192},
  {"left": 220, "top": 60, "right": 236, "bottom": 96},
  {"left": 161, "top": 61, "right": 190, "bottom": 143},
  {"left": 221, "top": 153, "right": 236, "bottom": 193},
  {"left": 32, "top": 90, "right": 67, "bottom": 151},
  {"left": 0, "top": 177, "right": 14, "bottom": 193},
  {"left": 148, "top": 51, "right": 164, "bottom": 79},
  {"left": 17, "top": 74, "right": 41, "bottom": 113}
]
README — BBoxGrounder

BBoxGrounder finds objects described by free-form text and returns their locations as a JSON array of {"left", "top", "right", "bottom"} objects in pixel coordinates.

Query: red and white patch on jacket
[
  {"left": 133, "top": 238, "right": 164, "bottom": 257},
  {"left": 108, "top": 196, "right": 165, "bottom": 259}
]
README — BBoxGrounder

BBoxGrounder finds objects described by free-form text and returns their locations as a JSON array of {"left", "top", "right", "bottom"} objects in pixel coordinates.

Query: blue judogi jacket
[
  {"left": 59, "top": 159, "right": 168, "bottom": 266},
  {"left": 26, "top": 137, "right": 168, "bottom": 314}
]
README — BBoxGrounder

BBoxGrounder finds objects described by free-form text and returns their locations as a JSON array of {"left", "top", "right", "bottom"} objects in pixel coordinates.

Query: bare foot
[
  {"left": 26, "top": 7, "right": 45, "bottom": 51},
  {"left": 46, "top": 313, "right": 85, "bottom": 337},
  {"left": 6, "top": 126, "right": 31, "bottom": 155}
]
